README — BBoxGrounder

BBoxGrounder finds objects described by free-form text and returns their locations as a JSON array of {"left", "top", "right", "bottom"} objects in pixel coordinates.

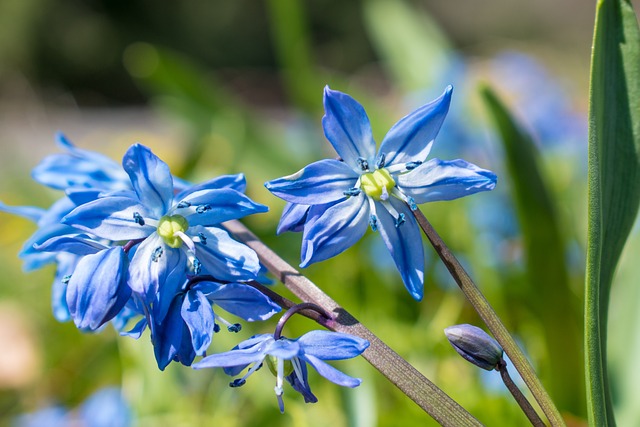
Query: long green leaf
[
  {"left": 480, "top": 85, "right": 584, "bottom": 416},
  {"left": 586, "top": 0, "right": 640, "bottom": 426}
]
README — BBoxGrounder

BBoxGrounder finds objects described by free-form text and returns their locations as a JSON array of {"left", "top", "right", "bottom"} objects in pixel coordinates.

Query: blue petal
[
  {"left": 265, "top": 159, "right": 357, "bottom": 204},
  {"left": 122, "top": 144, "right": 174, "bottom": 217},
  {"left": 191, "top": 226, "right": 261, "bottom": 281},
  {"left": 63, "top": 196, "right": 156, "bottom": 241},
  {"left": 277, "top": 202, "right": 310, "bottom": 234},
  {"left": 301, "top": 354, "right": 362, "bottom": 388},
  {"left": 36, "top": 235, "right": 108, "bottom": 256},
  {"left": 378, "top": 86, "right": 453, "bottom": 166},
  {"left": 177, "top": 189, "right": 268, "bottom": 226},
  {"left": 322, "top": 86, "right": 376, "bottom": 171},
  {"left": 375, "top": 198, "right": 424, "bottom": 301},
  {"left": 396, "top": 158, "right": 497, "bottom": 203},
  {"left": 31, "top": 132, "right": 129, "bottom": 191},
  {"left": 51, "top": 253, "right": 77, "bottom": 322},
  {"left": 300, "top": 196, "right": 370, "bottom": 267},
  {"left": 267, "top": 338, "right": 301, "bottom": 359},
  {"left": 203, "top": 282, "right": 281, "bottom": 321},
  {"left": 78, "top": 387, "right": 131, "bottom": 427},
  {"left": 175, "top": 173, "right": 246, "bottom": 200},
  {"left": 192, "top": 335, "right": 273, "bottom": 370},
  {"left": 19, "top": 223, "right": 74, "bottom": 264},
  {"left": 152, "top": 296, "right": 195, "bottom": 370},
  {"left": 181, "top": 289, "right": 215, "bottom": 355},
  {"left": 66, "top": 247, "right": 131, "bottom": 331},
  {"left": 0, "top": 201, "right": 44, "bottom": 223},
  {"left": 297, "top": 330, "right": 369, "bottom": 360},
  {"left": 120, "top": 317, "right": 148, "bottom": 339},
  {"left": 128, "top": 235, "right": 188, "bottom": 305},
  {"left": 286, "top": 360, "right": 317, "bottom": 403}
]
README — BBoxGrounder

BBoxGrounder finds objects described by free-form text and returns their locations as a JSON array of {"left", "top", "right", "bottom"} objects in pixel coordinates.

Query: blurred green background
[{"left": 1, "top": 0, "right": 640, "bottom": 426}]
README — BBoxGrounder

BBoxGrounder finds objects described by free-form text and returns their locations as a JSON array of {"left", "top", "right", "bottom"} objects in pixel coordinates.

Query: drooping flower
[
  {"left": 193, "top": 330, "right": 369, "bottom": 412},
  {"left": 124, "top": 277, "right": 281, "bottom": 370},
  {"left": 265, "top": 86, "right": 497, "bottom": 300}
]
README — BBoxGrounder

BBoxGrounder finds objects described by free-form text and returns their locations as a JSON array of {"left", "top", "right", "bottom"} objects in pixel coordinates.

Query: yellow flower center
[
  {"left": 266, "top": 355, "right": 294, "bottom": 377},
  {"left": 157, "top": 215, "right": 189, "bottom": 248},
  {"left": 360, "top": 168, "right": 396, "bottom": 200}
]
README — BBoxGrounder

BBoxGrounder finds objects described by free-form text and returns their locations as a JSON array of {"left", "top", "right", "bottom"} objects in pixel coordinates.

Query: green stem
[
  {"left": 412, "top": 208, "right": 564, "bottom": 427},
  {"left": 224, "top": 219, "right": 483, "bottom": 427}
]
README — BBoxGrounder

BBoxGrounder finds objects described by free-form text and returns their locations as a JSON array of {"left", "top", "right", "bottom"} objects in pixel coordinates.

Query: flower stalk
[
  {"left": 496, "top": 359, "right": 545, "bottom": 427},
  {"left": 411, "top": 207, "right": 564, "bottom": 427},
  {"left": 224, "top": 219, "right": 483, "bottom": 427}
]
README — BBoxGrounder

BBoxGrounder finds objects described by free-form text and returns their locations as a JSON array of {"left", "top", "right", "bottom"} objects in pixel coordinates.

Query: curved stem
[
  {"left": 497, "top": 359, "right": 545, "bottom": 427},
  {"left": 274, "top": 302, "right": 332, "bottom": 340},
  {"left": 411, "top": 207, "right": 564, "bottom": 426},
  {"left": 224, "top": 219, "right": 484, "bottom": 427}
]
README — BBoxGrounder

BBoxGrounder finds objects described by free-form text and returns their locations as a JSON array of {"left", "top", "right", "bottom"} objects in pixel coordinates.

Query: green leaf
[
  {"left": 586, "top": 0, "right": 640, "bottom": 426},
  {"left": 480, "top": 85, "right": 583, "bottom": 417}
]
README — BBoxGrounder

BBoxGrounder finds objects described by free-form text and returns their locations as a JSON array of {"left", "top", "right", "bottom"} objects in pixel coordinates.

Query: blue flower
[
  {"left": 265, "top": 86, "right": 497, "bottom": 300},
  {"left": 193, "top": 330, "right": 369, "bottom": 412},
  {"left": 123, "top": 278, "right": 281, "bottom": 370},
  {"left": 63, "top": 144, "right": 268, "bottom": 307}
]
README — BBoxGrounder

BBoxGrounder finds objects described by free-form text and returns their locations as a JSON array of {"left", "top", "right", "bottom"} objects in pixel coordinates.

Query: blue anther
[
  {"left": 192, "top": 258, "right": 202, "bottom": 275},
  {"left": 343, "top": 187, "right": 361, "bottom": 197},
  {"left": 62, "top": 275, "right": 72, "bottom": 284},
  {"left": 230, "top": 378, "right": 246, "bottom": 388},
  {"left": 357, "top": 157, "right": 370, "bottom": 171},
  {"left": 395, "top": 213, "right": 406, "bottom": 228},
  {"left": 405, "top": 161, "right": 423, "bottom": 170},
  {"left": 228, "top": 323, "right": 242, "bottom": 333},
  {"left": 369, "top": 214, "right": 378, "bottom": 232},
  {"left": 177, "top": 201, "right": 191, "bottom": 209},
  {"left": 376, "top": 153, "right": 386, "bottom": 169},
  {"left": 133, "top": 212, "right": 145, "bottom": 226},
  {"left": 196, "top": 204, "right": 212, "bottom": 214},
  {"left": 407, "top": 197, "right": 418, "bottom": 211},
  {"left": 198, "top": 232, "right": 207, "bottom": 245},
  {"left": 151, "top": 247, "right": 163, "bottom": 262},
  {"left": 213, "top": 323, "right": 221, "bottom": 333}
]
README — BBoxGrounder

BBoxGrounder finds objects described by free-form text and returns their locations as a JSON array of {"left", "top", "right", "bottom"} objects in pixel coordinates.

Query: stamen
[
  {"left": 176, "top": 201, "right": 191, "bottom": 209},
  {"left": 395, "top": 213, "right": 406, "bottom": 228},
  {"left": 62, "top": 275, "right": 71, "bottom": 284},
  {"left": 343, "top": 187, "right": 361, "bottom": 197},
  {"left": 133, "top": 212, "right": 145, "bottom": 226},
  {"left": 291, "top": 357, "right": 305, "bottom": 387},
  {"left": 392, "top": 188, "right": 418, "bottom": 211},
  {"left": 196, "top": 204, "right": 212, "bottom": 214},
  {"left": 357, "top": 157, "right": 370, "bottom": 171},
  {"left": 174, "top": 231, "right": 195, "bottom": 253},
  {"left": 369, "top": 214, "right": 378, "bottom": 232},
  {"left": 376, "top": 153, "right": 386, "bottom": 169},
  {"left": 151, "top": 246, "right": 163, "bottom": 262},
  {"left": 230, "top": 378, "right": 246, "bottom": 388},
  {"left": 215, "top": 313, "right": 241, "bottom": 333},
  {"left": 405, "top": 161, "right": 423, "bottom": 170},
  {"left": 197, "top": 232, "right": 207, "bottom": 245},
  {"left": 276, "top": 358, "right": 285, "bottom": 413},
  {"left": 192, "top": 257, "right": 202, "bottom": 275},
  {"left": 213, "top": 323, "right": 221, "bottom": 333}
]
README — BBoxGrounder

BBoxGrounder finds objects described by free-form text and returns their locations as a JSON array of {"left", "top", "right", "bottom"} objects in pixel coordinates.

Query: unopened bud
[{"left": 444, "top": 324, "right": 503, "bottom": 371}]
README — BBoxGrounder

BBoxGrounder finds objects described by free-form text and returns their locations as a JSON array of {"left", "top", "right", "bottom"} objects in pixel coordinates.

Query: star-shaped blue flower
[
  {"left": 62, "top": 144, "right": 268, "bottom": 311},
  {"left": 193, "top": 330, "right": 369, "bottom": 412},
  {"left": 265, "top": 86, "right": 497, "bottom": 300}
]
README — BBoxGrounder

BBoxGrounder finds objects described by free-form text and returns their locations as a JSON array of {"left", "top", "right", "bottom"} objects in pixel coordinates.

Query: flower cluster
[
  {"left": 266, "top": 86, "right": 497, "bottom": 300},
  {"left": 1, "top": 134, "right": 280, "bottom": 370}
]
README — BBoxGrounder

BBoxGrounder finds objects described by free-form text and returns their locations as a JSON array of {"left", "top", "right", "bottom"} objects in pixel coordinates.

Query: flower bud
[{"left": 444, "top": 324, "right": 503, "bottom": 371}]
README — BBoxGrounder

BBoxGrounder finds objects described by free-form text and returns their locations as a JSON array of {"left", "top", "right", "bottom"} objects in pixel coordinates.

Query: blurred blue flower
[
  {"left": 266, "top": 86, "right": 496, "bottom": 300},
  {"left": 194, "top": 330, "right": 368, "bottom": 412},
  {"left": 13, "top": 387, "right": 130, "bottom": 427}
]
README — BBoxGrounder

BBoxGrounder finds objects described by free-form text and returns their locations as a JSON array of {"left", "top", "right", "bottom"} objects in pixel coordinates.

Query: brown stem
[{"left": 497, "top": 359, "right": 546, "bottom": 427}]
